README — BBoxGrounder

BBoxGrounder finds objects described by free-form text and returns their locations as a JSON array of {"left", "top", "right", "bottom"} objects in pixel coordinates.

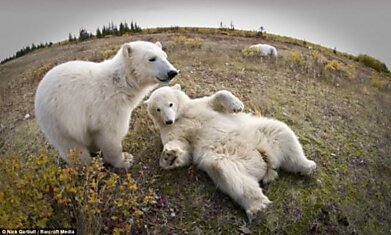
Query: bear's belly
[{"left": 198, "top": 114, "right": 262, "bottom": 148}]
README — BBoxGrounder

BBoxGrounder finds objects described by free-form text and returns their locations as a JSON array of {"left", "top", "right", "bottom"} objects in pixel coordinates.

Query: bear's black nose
[
  {"left": 167, "top": 70, "right": 178, "bottom": 79},
  {"left": 165, "top": 120, "right": 173, "bottom": 125}
]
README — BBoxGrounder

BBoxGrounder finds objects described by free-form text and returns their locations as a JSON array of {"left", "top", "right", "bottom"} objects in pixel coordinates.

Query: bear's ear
[
  {"left": 172, "top": 84, "right": 181, "bottom": 90},
  {"left": 122, "top": 44, "right": 132, "bottom": 57},
  {"left": 155, "top": 41, "right": 162, "bottom": 49}
]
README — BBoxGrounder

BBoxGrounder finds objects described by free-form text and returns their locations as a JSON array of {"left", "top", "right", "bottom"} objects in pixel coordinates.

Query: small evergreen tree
[
  {"left": 119, "top": 22, "right": 125, "bottom": 35},
  {"left": 79, "top": 28, "right": 92, "bottom": 41},
  {"left": 230, "top": 21, "right": 235, "bottom": 30},
  {"left": 123, "top": 22, "right": 130, "bottom": 33},
  {"left": 68, "top": 33, "right": 74, "bottom": 42},
  {"left": 130, "top": 21, "right": 135, "bottom": 31},
  {"left": 96, "top": 28, "right": 102, "bottom": 38},
  {"left": 134, "top": 22, "right": 141, "bottom": 32}
]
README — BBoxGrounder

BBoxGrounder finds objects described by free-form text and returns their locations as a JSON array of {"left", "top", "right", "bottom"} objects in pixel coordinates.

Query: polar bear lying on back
[
  {"left": 249, "top": 43, "right": 278, "bottom": 57},
  {"left": 35, "top": 41, "right": 178, "bottom": 168},
  {"left": 146, "top": 84, "right": 316, "bottom": 220}
]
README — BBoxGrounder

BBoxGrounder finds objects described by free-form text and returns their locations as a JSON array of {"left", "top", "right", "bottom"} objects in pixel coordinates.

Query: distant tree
[
  {"left": 134, "top": 22, "right": 142, "bottom": 32},
  {"left": 123, "top": 22, "right": 130, "bottom": 33},
  {"left": 119, "top": 22, "right": 125, "bottom": 34},
  {"left": 219, "top": 21, "right": 224, "bottom": 28},
  {"left": 96, "top": 28, "right": 102, "bottom": 38},
  {"left": 108, "top": 22, "right": 119, "bottom": 35},
  {"left": 230, "top": 21, "right": 235, "bottom": 30},
  {"left": 333, "top": 47, "right": 337, "bottom": 54},
  {"left": 97, "top": 21, "right": 142, "bottom": 36},
  {"left": 130, "top": 21, "right": 135, "bottom": 31},
  {"left": 79, "top": 28, "right": 92, "bottom": 41},
  {"left": 102, "top": 26, "right": 107, "bottom": 36},
  {"left": 257, "top": 26, "right": 266, "bottom": 38},
  {"left": 1, "top": 40, "right": 53, "bottom": 64},
  {"left": 68, "top": 33, "right": 75, "bottom": 42}
]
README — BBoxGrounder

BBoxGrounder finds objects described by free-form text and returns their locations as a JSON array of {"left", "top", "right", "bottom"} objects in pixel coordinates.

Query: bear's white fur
[
  {"left": 35, "top": 41, "right": 178, "bottom": 168},
  {"left": 249, "top": 43, "right": 278, "bottom": 57},
  {"left": 146, "top": 85, "right": 316, "bottom": 220}
]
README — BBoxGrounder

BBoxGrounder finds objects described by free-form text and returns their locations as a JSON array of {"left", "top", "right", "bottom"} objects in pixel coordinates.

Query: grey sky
[{"left": 1, "top": 0, "right": 390, "bottom": 67}]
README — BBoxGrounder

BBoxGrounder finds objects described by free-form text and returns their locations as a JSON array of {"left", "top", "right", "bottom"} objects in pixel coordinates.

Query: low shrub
[
  {"left": 94, "top": 48, "right": 118, "bottom": 62},
  {"left": 325, "top": 60, "right": 344, "bottom": 71},
  {"left": 288, "top": 50, "right": 305, "bottom": 66},
  {"left": 325, "top": 60, "right": 355, "bottom": 79},
  {"left": 241, "top": 47, "right": 260, "bottom": 57},
  {"left": 0, "top": 151, "right": 156, "bottom": 234},
  {"left": 173, "top": 36, "right": 203, "bottom": 48},
  {"left": 370, "top": 75, "right": 388, "bottom": 91},
  {"left": 357, "top": 54, "right": 389, "bottom": 73},
  {"left": 27, "top": 62, "right": 57, "bottom": 82},
  {"left": 311, "top": 50, "right": 328, "bottom": 65}
]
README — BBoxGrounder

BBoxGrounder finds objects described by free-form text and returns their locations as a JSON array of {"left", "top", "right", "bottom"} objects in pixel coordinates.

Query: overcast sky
[{"left": 1, "top": 0, "right": 390, "bottom": 67}]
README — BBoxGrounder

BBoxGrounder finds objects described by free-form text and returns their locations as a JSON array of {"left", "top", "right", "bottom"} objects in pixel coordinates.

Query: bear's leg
[
  {"left": 55, "top": 137, "right": 92, "bottom": 166},
  {"left": 257, "top": 122, "right": 316, "bottom": 176},
  {"left": 280, "top": 137, "right": 316, "bottom": 175},
  {"left": 95, "top": 134, "right": 133, "bottom": 169},
  {"left": 200, "top": 157, "right": 271, "bottom": 221}
]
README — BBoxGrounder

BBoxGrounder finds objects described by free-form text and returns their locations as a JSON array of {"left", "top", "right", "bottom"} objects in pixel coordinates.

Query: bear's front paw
[
  {"left": 117, "top": 152, "right": 134, "bottom": 169},
  {"left": 160, "top": 145, "right": 189, "bottom": 170},
  {"left": 229, "top": 99, "right": 244, "bottom": 113},
  {"left": 215, "top": 90, "right": 244, "bottom": 113}
]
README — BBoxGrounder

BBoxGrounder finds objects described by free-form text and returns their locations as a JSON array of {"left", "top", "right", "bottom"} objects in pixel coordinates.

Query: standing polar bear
[
  {"left": 249, "top": 43, "right": 278, "bottom": 57},
  {"left": 35, "top": 41, "right": 178, "bottom": 168},
  {"left": 146, "top": 85, "right": 316, "bottom": 220}
]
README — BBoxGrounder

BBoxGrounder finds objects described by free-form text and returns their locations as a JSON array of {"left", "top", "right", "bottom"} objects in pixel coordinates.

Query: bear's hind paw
[
  {"left": 262, "top": 169, "right": 278, "bottom": 184},
  {"left": 245, "top": 193, "right": 272, "bottom": 222},
  {"left": 301, "top": 160, "right": 317, "bottom": 175}
]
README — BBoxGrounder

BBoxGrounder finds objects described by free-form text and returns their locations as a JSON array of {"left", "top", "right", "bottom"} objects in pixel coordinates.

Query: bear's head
[
  {"left": 121, "top": 41, "right": 178, "bottom": 84},
  {"left": 145, "top": 84, "right": 189, "bottom": 128}
]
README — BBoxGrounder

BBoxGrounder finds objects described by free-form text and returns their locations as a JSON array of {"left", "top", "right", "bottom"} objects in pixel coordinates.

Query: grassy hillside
[{"left": 0, "top": 28, "right": 390, "bottom": 234}]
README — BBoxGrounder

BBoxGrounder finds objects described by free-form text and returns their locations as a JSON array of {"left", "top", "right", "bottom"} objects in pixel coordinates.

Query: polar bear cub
[
  {"left": 35, "top": 41, "right": 178, "bottom": 168},
  {"left": 146, "top": 85, "right": 316, "bottom": 220}
]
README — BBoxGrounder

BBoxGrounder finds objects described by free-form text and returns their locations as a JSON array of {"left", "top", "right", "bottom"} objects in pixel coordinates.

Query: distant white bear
[
  {"left": 35, "top": 41, "right": 178, "bottom": 168},
  {"left": 249, "top": 43, "right": 278, "bottom": 57},
  {"left": 146, "top": 85, "right": 316, "bottom": 220}
]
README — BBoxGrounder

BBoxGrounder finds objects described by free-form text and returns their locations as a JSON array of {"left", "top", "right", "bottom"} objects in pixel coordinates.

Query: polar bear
[
  {"left": 145, "top": 85, "right": 316, "bottom": 220},
  {"left": 35, "top": 41, "right": 178, "bottom": 168},
  {"left": 249, "top": 43, "right": 278, "bottom": 57}
]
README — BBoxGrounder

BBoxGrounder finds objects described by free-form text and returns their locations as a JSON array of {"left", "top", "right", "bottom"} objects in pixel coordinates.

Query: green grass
[{"left": 0, "top": 28, "right": 390, "bottom": 234}]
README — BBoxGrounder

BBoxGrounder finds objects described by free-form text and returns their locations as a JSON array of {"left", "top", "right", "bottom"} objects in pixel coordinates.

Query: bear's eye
[
  {"left": 149, "top": 57, "right": 157, "bottom": 62},
  {"left": 169, "top": 103, "right": 173, "bottom": 107},
  {"left": 157, "top": 108, "right": 160, "bottom": 112}
]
